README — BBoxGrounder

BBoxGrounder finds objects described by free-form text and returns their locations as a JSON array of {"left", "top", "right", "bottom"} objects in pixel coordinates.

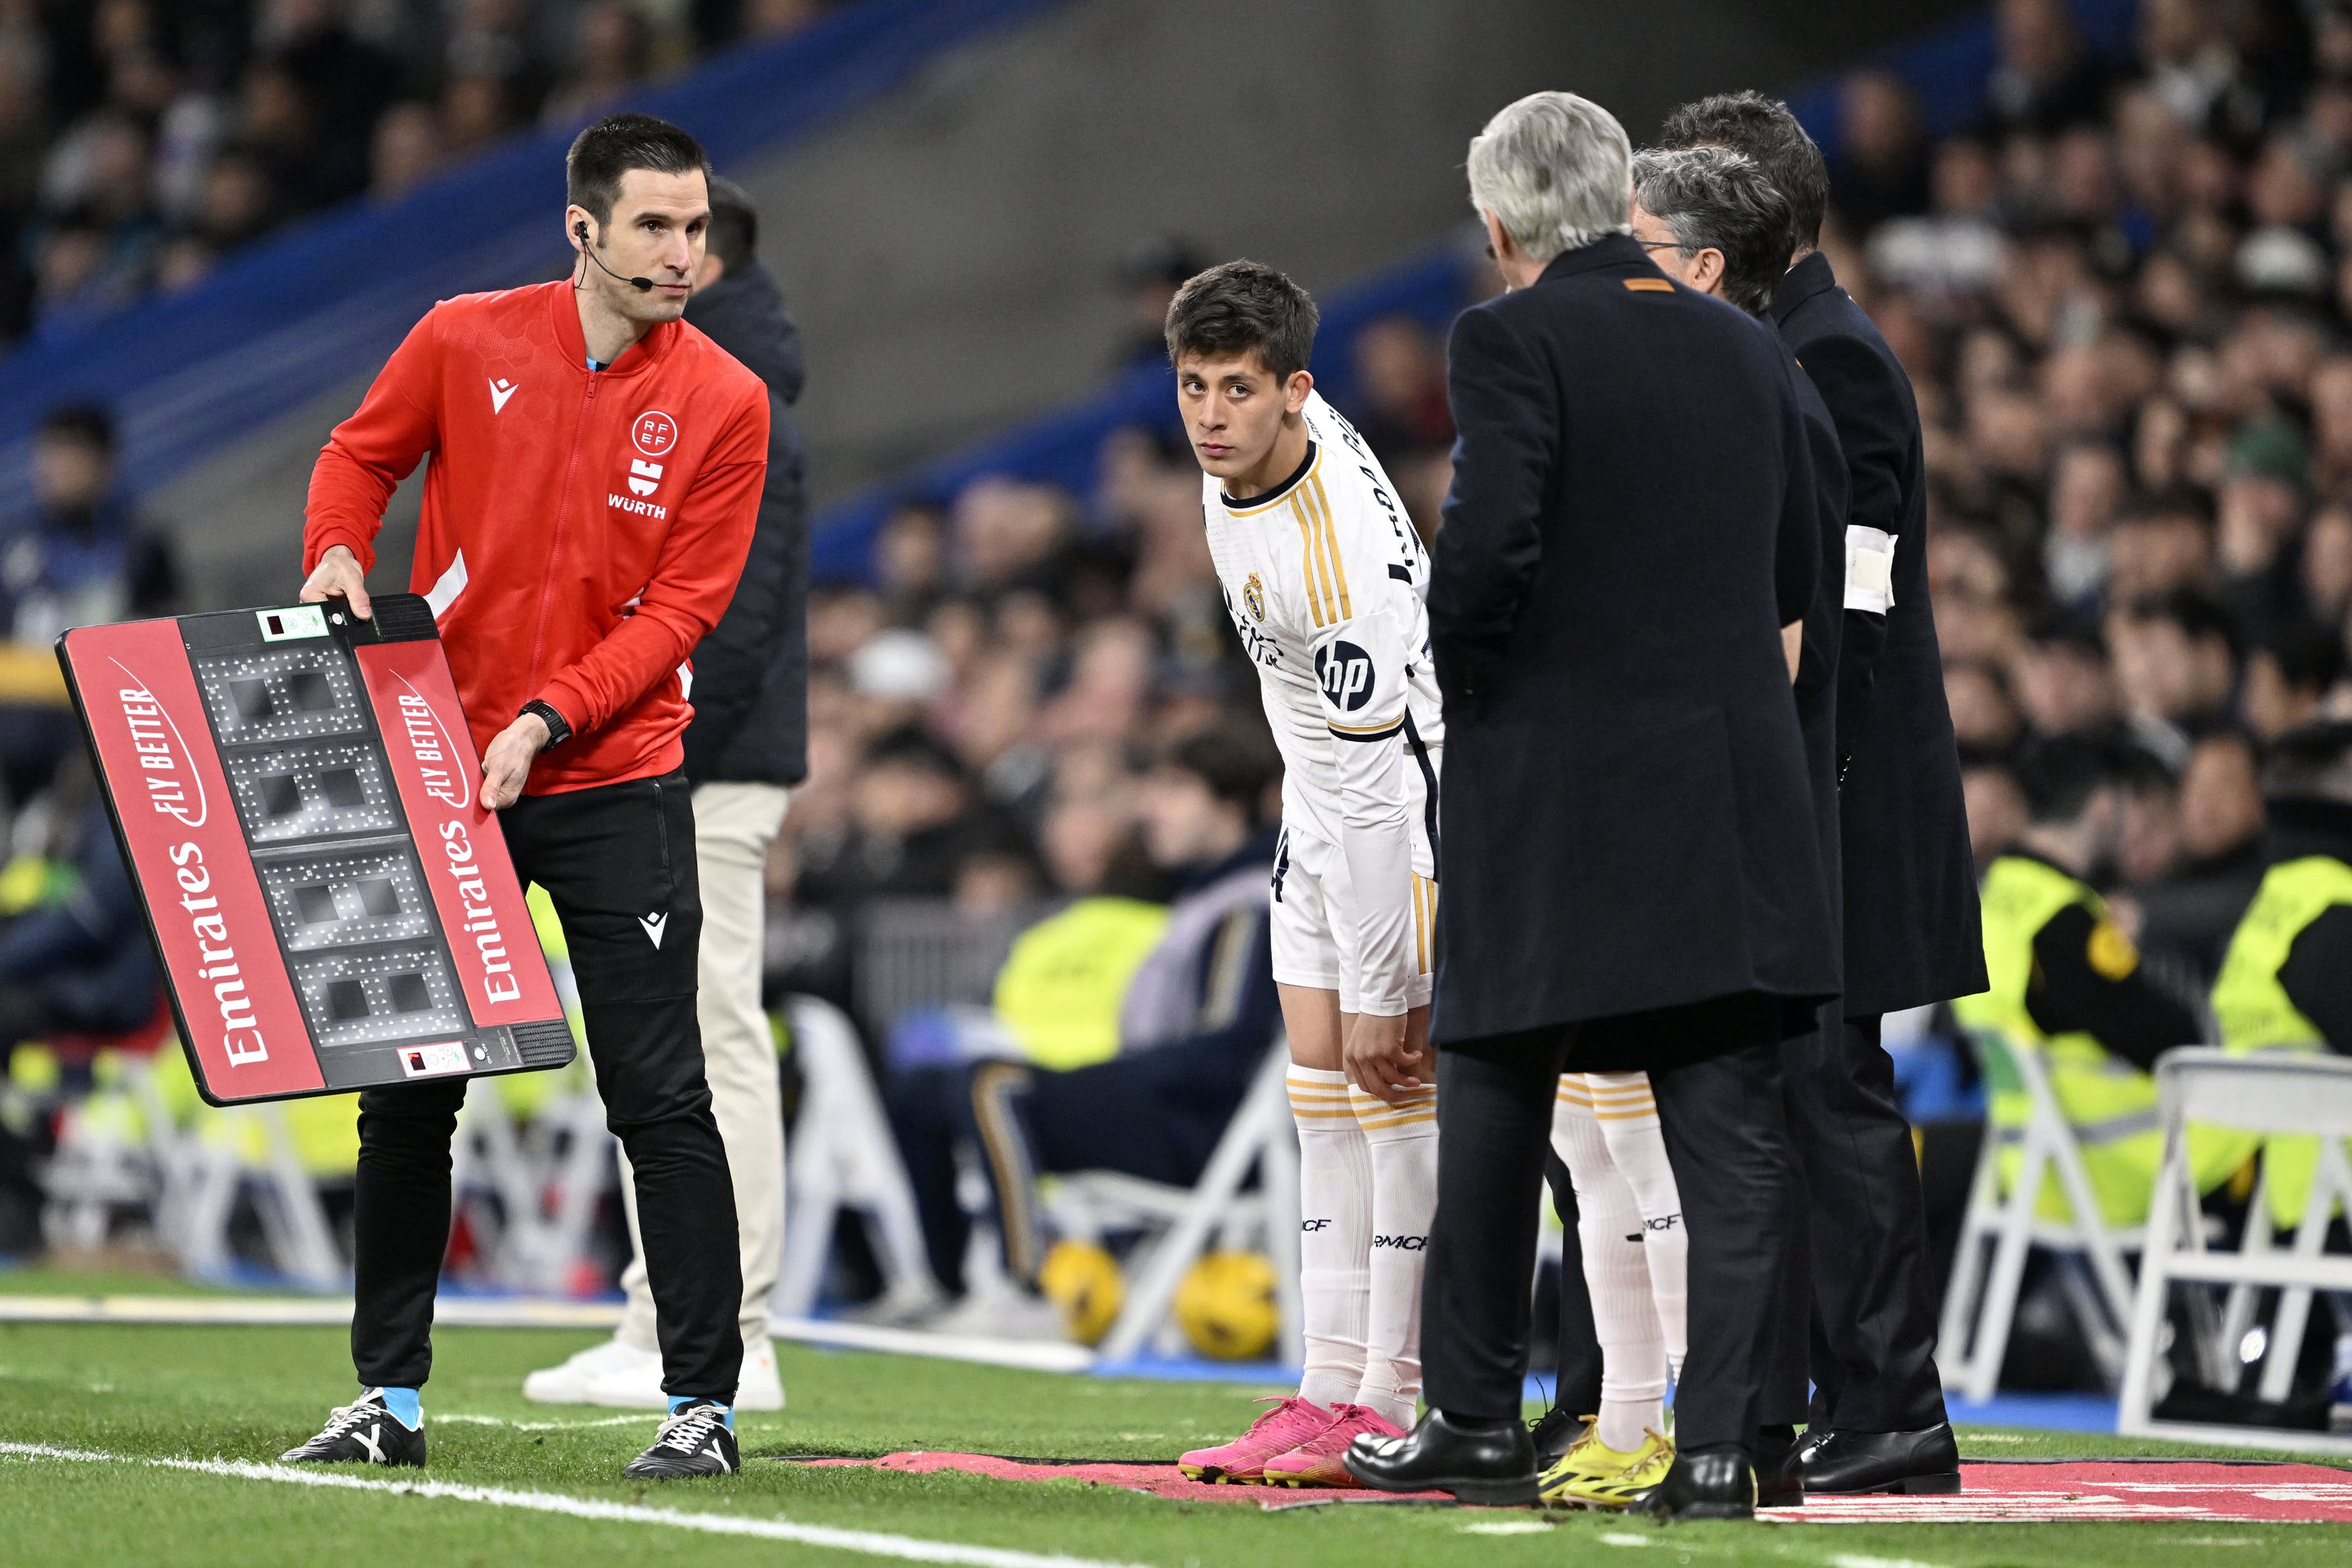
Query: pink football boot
[
  {"left": 1259, "top": 1403, "right": 1408, "bottom": 1487},
  {"left": 1177, "top": 1396, "right": 1338, "bottom": 1483}
]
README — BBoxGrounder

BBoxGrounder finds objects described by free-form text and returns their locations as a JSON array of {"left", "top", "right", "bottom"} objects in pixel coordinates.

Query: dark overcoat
[
  {"left": 1791, "top": 362, "right": 1848, "bottom": 943},
  {"left": 680, "top": 259, "right": 811, "bottom": 788},
  {"left": 1427, "top": 234, "right": 1838, "bottom": 1049},
  {"left": 1772, "top": 252, "right": 1985, "bottom": 1017}
]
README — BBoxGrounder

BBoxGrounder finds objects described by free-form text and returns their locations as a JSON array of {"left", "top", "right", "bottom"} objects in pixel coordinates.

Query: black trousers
[
  {"left": 1422, "top": 1024, "right": 1791, "bottom": 1450},
  {"left": 350, "top": 771, "right": 742, "bottom": 1401},
  {"left": 1779, "top": 1013, "right": 1948, "bottom": 1431},
  {"left": 1542, "top": 1150, "right": 1603, "bottom": 1416}
]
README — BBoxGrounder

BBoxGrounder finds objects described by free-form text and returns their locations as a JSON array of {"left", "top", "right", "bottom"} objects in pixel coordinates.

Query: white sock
[
  {"left": 1351, "top": 1081, "right": 1437, "bottom": 1430},
  {"left": 1289, "top": 1065, "right": 1370, "bottom": 1413},
  {"left": 1587, "top": 1072, "right": 1687, "bottom": 1384},
  {"left": 1554, "top": 1076, "right": 1667, "bottom": 1454}
]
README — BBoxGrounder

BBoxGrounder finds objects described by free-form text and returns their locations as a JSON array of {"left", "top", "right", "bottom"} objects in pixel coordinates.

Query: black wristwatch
[{"left": 520, "top": 700, "right": 572, "bottom": 751}]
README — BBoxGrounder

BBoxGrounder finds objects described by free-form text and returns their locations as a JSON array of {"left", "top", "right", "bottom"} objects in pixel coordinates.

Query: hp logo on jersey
[{"left": 1315, "top": 641, "right": 1373, "bottom": 710}]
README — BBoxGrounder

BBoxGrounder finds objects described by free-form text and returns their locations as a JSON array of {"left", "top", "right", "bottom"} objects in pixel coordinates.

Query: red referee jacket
[{"left": 304, "top": 279, "right": 769, "bottom": 795}]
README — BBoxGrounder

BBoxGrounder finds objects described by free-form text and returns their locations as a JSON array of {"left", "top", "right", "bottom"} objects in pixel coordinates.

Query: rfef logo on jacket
[{"left": 633, "top": 410, "right": 678, "bottom": 457}]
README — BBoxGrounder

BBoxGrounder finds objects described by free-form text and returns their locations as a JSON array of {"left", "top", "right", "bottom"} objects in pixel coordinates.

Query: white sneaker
[
  {"left": 522, "top": 1336, "right": 663, "bottom": 1405},
  {"left": 577, "top": 1335, "right": 786, "bottom": 1411}
]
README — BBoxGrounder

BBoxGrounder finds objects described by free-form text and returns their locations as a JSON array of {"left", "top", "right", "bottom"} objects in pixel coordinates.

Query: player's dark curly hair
[
  {"left": 566, "top": 112, "right": 710, "bottom": 228},
  {"left": 1656, "top": 90, "right": 1828, "bottom": 253},
  {"left": 1164, "top": 259, "right": 1319, "bottom": 382}
]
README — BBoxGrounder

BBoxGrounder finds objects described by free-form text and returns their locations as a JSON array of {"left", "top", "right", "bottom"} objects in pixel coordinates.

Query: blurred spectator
[
  {"left": 2132, "top": 726, "right": 2269, "bottom": 973},
  {"left": 1113, "top": 234, "right": 1204, "bottom": 369},
  {"left": 544, "top": 1, "right": 653, "bottom": 125},
  {"left": 874, "top": 502, "right": 947, "bottom": 621},
  {"left": 0, "top": 404, "right": 175, "bottom": 801},
  {"left": 2108, "top": 589, "right": 2241, "bottom": 750},
  {"left": 1349, "top": 314, "right": 1454, "bottom": 462},
  {"left": 2242, "top": 621, "right": 2345, "bottom": 738},
  {"left": 1947, "top": 657, "right": 2027, "bottom": 754},
  {"left": 1962, "top": 753, "right": 2030, "bottom": 870},
  {"left": 369, "top": 101, "right": 444, "bottom": 204},
  {"left": 2013, "top": 613, "right": 2122, "bottom": 738},
  {"left": 1837, "top": 69, "right": 1931, "bottom": 234},
  {"left": 0, "top": 0, "right": 855, "bottom": 350},
  {"left": 1986, "top": 0, "right": 2118, "bottom": 136}
]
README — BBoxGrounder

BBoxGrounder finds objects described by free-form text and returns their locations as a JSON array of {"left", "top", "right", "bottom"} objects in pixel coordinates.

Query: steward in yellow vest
[
  {"left": 1953, "top": 739, "right": 2220, "bottom": 1227},
  {"left": 2210, "top": 720, "right": 2352, "bottom": 1230}
]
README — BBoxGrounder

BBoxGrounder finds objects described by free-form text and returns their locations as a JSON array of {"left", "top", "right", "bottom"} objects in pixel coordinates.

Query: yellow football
[
  {"left": 1039, "top": 1239, "right": 1125, "bottom": 1346},
  {"left": 1174, "top": 1250, "right": 1279, "bottom": 1360}
]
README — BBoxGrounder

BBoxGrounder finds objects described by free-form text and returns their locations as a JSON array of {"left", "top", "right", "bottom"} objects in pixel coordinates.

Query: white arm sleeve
[{"left": 1314, "top": 599, "right": 1417, "bottom": 1018}]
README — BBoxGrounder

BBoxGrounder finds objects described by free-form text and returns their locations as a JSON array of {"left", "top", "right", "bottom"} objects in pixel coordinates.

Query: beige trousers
[{"left": 617, "top": 781, "right": 790, "bottom": 1353}]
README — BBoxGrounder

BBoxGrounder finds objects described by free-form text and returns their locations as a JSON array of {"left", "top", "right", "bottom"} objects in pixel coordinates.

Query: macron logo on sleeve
[{"left": 489, "top": 378, "right": 519, "bottom": 414}]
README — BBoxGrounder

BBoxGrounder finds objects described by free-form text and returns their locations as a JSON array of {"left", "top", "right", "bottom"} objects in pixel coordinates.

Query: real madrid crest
[{"left": 1243, "top": 572, "right": 1266, "bottom": 622}]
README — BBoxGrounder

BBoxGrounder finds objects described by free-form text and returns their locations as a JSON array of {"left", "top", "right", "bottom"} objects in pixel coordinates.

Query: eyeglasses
[{"left": 1636, "top": 239, "right": 1688, "bottom": 253}]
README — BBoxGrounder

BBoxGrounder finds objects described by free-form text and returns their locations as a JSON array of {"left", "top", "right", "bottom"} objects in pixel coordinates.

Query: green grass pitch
[{"left": 3, "top": 1297, "right": 2349, "bottom": 1567}]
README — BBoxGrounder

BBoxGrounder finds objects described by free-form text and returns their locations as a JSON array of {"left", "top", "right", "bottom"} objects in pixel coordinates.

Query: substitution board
[{"left": 59, "top": 593, "right": 574, "bottom": 1104}]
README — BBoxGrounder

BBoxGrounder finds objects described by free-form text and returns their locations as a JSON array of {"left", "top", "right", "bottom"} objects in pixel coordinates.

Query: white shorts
[{"left": 1269, "top": 816, "right": 1439, "bottom": 1015}]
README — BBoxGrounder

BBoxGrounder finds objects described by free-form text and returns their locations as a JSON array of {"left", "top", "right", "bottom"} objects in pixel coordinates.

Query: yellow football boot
[{"left": 1540, "top": 1428, "right": 1675, "bottom": 1510}]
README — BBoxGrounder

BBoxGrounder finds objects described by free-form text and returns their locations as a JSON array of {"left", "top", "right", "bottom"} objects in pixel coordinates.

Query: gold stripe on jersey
[
  {"left": 1412, "top": 873, "right": 1431, "bottom": 975},
  {"left": 1296, "top": 494, "right": 1343, "bottom": 627},
  {"left": 1292, "top": 504, "right": 1332, "bottom": 627},
  {"left": 1307, "top": 476, "right": 1353, "bottom": 619}
]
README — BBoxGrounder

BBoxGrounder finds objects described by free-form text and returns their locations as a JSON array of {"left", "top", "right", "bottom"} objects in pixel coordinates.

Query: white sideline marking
[
  {"left": 0, "top": 1442, "right": 1149, "bottom": 1568},
  {"left": 1830, "top": 1556, "right": 1947, "bottom": 1568},
  {"left": 1458, "top": 1519, "right": 1552, "bottom": 1534}
]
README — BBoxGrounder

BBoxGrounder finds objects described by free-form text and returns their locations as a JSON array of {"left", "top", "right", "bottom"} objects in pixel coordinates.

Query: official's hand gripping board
[{"left": 59, "top": 593, "right": 574, "bottom": 1105}]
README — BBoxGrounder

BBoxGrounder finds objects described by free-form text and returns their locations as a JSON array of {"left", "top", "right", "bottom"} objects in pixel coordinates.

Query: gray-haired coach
[{"left": 1346, "top": 92, "right": 1836, "bottom": 1520}]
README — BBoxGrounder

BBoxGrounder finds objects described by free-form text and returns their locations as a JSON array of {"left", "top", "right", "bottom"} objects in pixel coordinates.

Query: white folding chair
[
  {"left": 1937, "top": 1030, "right": 2144, "bottom": 1402},
  {"left": 773, "top": 992, "right": 939, "bottom": 1321},
  {"left": 2119, "top": 1049, "right": 2352, "bottom": 1455},
  {"left": 1082, "top": 1042, "right": 1302, "bottom": 1366}
]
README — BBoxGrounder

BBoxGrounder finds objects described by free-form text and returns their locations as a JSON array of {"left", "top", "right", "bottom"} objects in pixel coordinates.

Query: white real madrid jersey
[{"left": 1202, "top": 392, "right": 1443, "bottom": 1014}]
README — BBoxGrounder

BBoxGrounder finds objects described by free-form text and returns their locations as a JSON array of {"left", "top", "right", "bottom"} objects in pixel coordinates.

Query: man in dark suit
[
  {"left": 1628, "top": 144, "right": 1854, "bottom": 1508},
  {"left": 1346, "top": 91, "right": 1837, "bottom": 1521},
  {"left": 1659, "top": 91, "right": 1984, "bottom": 1496}
]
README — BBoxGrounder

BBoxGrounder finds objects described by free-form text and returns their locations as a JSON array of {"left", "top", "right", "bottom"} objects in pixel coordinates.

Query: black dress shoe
[
  {"left": 1632, "top": 1443, "right": 1755, "bottom": 1521},
  {"left": 1753, "top": 1424, "right": 1803, "bottom": 1509},
  {"left": 1529, "top": 1406, "right": 1591, "bottom": 1469},
  {"left": 1797, "top": 1423, "right": 1962, "bottom": 1495},
  {"left": 1347, "top": 1408, "right": 1540, "bottom": 1506}
]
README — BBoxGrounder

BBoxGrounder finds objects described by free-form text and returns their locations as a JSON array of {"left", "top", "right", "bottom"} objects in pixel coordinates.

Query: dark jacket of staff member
[
  {"left": 1618, "top": 143, "right": 1865, "bottom": 1506},
  {"left": 1345, "top": 91, "right": 1836, "bottom": 1522},
  {"left": 292, "top": 114, "right": 762, "bottom": 1481},
  {"left": 1660, "top": 91, "right": 1982, "bottom": 1496}
]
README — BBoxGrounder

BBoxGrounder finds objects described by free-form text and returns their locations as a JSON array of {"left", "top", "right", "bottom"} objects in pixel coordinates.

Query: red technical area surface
[
  {"left": 63, "top": 619, "right": 321, "bottom": 1099},
  {"left": 792, "top": 1450, "right": 1445, "bottom": 1507},
  {"left": 1775, "top": 1459, "right": 2352, "bottom": 1524},
  {"left": 355, "top": 640, "right": 562, "bottom": 1028},
  {"left": 790, "top": 1453, "right": 2352, "bottom": 1520}
]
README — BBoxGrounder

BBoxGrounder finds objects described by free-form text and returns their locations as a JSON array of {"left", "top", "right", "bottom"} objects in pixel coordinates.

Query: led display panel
[{"left": 58, "top": 593, "right": 575, "bottom": 1104}]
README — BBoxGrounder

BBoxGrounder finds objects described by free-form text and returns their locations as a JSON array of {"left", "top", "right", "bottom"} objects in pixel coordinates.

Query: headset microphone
[{"left": 574, "top": 220, "right": 654, "bottom": 292}]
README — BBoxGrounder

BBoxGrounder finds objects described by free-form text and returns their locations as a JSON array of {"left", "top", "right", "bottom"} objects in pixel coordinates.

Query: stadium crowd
[{"left": 0, "top": 0, "right": 839, "bottom": 349}]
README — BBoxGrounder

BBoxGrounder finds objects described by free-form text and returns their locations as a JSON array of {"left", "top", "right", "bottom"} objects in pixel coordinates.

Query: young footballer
[{"left": 1167, "top": 261, "right": 1443, "bottom": 1486}]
